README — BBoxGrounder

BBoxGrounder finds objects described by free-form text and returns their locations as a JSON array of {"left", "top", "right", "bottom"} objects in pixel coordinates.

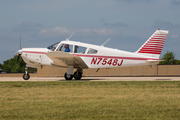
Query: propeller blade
[
  {"left": 15, "top": 49, "right": 22, "bottom": 62},
  {"left": 17, "top": 54, "right": 21, "bottom": 62}
]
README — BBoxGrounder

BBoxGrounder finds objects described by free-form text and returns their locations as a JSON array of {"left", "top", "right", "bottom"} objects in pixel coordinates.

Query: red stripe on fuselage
[
  {"left": 22, "top": 51, "right": 46, "bottom": 54},
  {"left": 73, "top": 54, "right": 159, "bottom": 61}
]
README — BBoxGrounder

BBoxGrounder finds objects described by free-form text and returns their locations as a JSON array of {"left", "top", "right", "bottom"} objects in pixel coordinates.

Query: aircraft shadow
[{"left": 58, "top": 79, "right": 102, "bottom": 81}]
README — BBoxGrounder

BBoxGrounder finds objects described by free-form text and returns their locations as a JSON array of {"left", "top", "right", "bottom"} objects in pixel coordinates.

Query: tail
[{"left": 136, "top": 29, "right": 169, "bottom": 59}]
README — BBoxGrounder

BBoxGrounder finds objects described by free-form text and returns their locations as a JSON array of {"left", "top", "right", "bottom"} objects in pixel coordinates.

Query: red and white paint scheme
[{"left": 15, "top": 29, "right": 169, "bottom": 80}]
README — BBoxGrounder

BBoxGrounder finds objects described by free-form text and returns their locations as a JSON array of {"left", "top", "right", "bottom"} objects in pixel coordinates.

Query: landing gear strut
[
  {"left": 64, "top": 65, "right": 74, "bottom": 80},
  {"left": 23, "top": 66, "right": 30, "bottom": 80}
]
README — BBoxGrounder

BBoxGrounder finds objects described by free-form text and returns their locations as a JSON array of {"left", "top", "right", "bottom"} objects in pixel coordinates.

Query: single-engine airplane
[{"left": 15, "top": 29, "right": 169, "bottom": 80}]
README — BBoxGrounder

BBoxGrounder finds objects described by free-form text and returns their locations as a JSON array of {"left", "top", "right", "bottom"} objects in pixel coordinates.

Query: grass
[{"left": 0, "top": 81, "right": 180, "bottom": 120}]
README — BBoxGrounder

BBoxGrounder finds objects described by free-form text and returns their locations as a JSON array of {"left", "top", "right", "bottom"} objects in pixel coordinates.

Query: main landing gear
[
  {"left": 74, "top": 71, "right": 82, "bottom": 80},
  {"left": 64, "top": 69, "right": 82, "bottom": 80},
  {"left": 64, "top": 73, "right": 73, "bottom": 80},
  {"left": 23, "top": 66, "right": 30, "bottom": 80}
]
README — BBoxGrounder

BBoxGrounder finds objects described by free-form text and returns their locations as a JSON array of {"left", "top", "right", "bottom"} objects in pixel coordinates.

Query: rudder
[{"left": 136, "top": 29, "right": 169, "bottom": 58}]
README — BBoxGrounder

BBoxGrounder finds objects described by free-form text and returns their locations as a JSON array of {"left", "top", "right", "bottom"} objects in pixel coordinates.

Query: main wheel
[
  {"left": 74, "top": 71, "right": 82, "bottom": 80},
  {"left": 23, "top": 73, "right": 30, "bottom": 80},
  {"left": 64, "top": 73, "right": 73, "bottom": 80}
]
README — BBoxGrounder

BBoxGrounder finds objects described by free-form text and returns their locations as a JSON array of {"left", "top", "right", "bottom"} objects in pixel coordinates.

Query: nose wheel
[
  {"left": 23, "top": 73, "right": 30, "bottom": 80},
  {"left": 23, "top": 66, "right": 30, "bottom": 80}
]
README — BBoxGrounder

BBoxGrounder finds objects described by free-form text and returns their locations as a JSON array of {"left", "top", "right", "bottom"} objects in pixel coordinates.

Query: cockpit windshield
[{"left": 47, "top": 42, "right": 60, "bottom": 51}]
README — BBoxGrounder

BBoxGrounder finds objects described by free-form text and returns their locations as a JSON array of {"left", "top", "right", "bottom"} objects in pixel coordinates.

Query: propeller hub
[{"left": 15, "top": 49, "right": 22, "bottom": 55}]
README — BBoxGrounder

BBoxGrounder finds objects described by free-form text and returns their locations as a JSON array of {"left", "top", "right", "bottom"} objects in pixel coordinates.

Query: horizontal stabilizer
[{"left": 146, "top": 60, "right": 164, "bottom": 65}]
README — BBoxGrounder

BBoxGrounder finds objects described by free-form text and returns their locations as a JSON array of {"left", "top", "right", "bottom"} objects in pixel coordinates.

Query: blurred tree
[
  {"left": 0, "top": 63, "right": 2, "bottom": 72},
  {"left": 1, "top": 55, "right": 37, "bottom": 73},
  {"left": 159, "top": 51, "right": 180, "bottom": 64},
  {"left": 0, "top": 63, "right": 2, "bottom": 68}
]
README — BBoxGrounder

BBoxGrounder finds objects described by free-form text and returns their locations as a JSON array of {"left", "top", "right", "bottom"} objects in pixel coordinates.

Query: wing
[{"left": 46, "top": 51, "right": 88, "bottom": 69}]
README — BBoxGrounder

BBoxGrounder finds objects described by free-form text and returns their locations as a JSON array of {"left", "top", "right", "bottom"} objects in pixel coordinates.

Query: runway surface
[{"left": 0, "top": 77, "right": 180, "bottom": 81}]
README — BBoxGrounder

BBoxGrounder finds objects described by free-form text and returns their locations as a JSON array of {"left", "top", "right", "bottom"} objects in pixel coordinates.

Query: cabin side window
[
  {"left": 57, "top": 44, "right": 73, "bottom": 53},
  {"left": 87, "top": 48, "right": 98, "bottom": 54},
  {"left": 74, "top": 46, "right": 87, "bottom": 54}
]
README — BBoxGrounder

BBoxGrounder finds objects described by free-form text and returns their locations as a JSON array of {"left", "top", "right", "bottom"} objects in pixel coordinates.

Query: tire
[
  {"left": 74, "top": 71, "right": 82, "bottom": 80},
  {"left": 23, "top": 73, "right": 30, "bottom": 80},
  {"left": 64, "top": 73, "right": 73, "bottom": 80}
]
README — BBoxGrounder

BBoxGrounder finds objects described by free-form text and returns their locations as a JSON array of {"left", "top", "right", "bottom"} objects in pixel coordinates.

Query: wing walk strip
[{"left": 73, "top": 54, "right": 159, "bottom": 61}]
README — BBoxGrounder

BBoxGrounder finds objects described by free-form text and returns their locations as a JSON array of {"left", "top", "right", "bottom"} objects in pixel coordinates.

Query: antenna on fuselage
[
  {"left": 66, "top": 31, "right": 75, "bottom": 41},
  {"left": 101, "top": 38, "right": 111, "bottom": 47}
]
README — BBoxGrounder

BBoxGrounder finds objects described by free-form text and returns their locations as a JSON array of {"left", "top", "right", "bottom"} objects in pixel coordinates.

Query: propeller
[
  {"left": 15, "top": 49, "right": 22, "bottom": 62},
  {"left": 17, "top": 54, "right": 21, "bottom": 62}
]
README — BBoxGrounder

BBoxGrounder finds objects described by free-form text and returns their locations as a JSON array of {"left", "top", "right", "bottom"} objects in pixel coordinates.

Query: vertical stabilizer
[{"left": 136, "top": 29, "right": 169, "bottom": 58}]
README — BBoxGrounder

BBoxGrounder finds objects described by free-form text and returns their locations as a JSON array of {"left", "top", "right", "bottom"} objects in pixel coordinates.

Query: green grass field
[{"left": 0, "top": 81, "right": 180, "bottom": 120}]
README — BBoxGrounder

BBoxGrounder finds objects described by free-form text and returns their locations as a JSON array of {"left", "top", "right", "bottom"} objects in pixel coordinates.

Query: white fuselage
[{"left": 20, "top": 40, "right": 159, "bottom": 69}]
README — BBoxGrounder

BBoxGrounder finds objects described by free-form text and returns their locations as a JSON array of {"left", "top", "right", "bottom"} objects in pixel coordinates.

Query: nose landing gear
[{"left": 23, "top": 66, "right": 30, "bottom": 80}]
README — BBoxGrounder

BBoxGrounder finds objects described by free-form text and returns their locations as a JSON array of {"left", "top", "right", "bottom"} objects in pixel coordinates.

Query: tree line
[
  {"left": 159, "top": 51, "right": 180, "bottom": 65},
  {"left": 0, "top": 51, "right": 180, "bottom": 73},
  {"left": 0, "top": 55, "right": 36, "bottom": 73}
]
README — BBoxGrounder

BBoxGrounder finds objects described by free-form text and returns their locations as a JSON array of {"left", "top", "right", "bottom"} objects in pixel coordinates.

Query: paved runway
[{"left": 0, "top": 77, "right": 180, "bottom": 81}]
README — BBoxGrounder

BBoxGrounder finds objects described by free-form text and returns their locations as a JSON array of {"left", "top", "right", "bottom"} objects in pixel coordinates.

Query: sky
[{"left": 0, "top": 0, "right": 180, "bottom": 64}]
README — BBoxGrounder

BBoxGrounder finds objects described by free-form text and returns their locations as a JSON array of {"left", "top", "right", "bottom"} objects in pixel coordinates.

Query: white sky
[{"left": 0, "top": 0, "right": 180, "bottom": 63}]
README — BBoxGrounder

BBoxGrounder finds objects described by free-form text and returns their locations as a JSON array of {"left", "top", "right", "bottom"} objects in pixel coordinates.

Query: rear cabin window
[
  {"left": 87, "top": 48, "right": 98, "bottom": 54},
  {"left": 74, "top": 46, "right": 87, "bottom": 54}
]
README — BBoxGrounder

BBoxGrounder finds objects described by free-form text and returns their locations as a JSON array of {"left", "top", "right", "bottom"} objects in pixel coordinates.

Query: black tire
[
  {"left": 23, "top": 73, "right": 30, "bottom": 80},
  {"left": 64, "top": 73, "right": 73, "bottom": 80},
  {"left": 74, "top": 71, "right": 82, "bottom": 80}
]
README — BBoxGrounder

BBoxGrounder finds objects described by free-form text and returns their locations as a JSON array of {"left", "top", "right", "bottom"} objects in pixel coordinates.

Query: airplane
[{"left": 15, "top": 29, "right": 169, "bottom": 80}]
